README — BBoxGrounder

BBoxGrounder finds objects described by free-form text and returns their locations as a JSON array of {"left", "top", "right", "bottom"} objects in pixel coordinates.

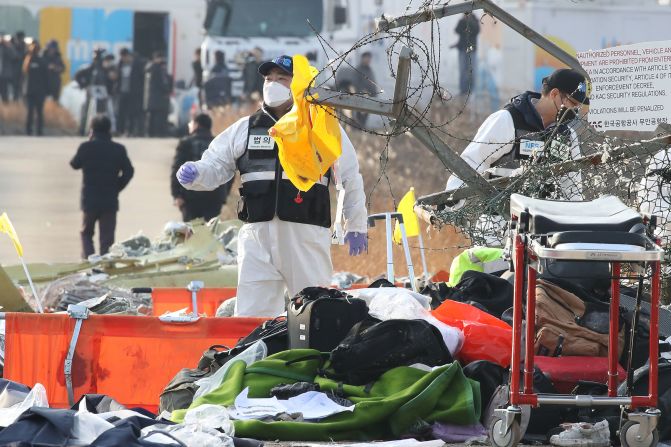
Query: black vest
[
  {"left": 493, "top": 103, "right": 546, "bottom": 170},
  {"left": 236, "top": 109, "right": 331, "bottom": 228},
  {"left": 494, "top": 92, "right": 573, "bottom": 170}
]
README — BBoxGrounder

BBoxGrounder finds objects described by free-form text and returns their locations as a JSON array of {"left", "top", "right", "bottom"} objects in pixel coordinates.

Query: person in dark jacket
[
  {"left": 353, "top": 51, "right": 377, "bottom": 127},
  {"left": 203, "top": 50, "right": 231, "bottom": 108},
  {"left": 23, "top": 41, "right": 48, "bottom": 135},
  {"left": 144, "top": 51, "right": 173, "bottom": 137},
  {"left": 170, "top": 113, "right": 231, "bottom": 221},
  {"left": 452, "top": 12, "right": 480, "bottom": 95},
  {"left": 70, "top": 115, "right": 134, "bottom": 259},
  {"left": 242, "top": 47, "right": 263, "bottom": 102},
  {"left": 43, "top": 39, "right": 65, "bottom": 101},
  {"left": 116, "top": 48, "right": 145, "bottom": 136},
  {"left": 75, "top": 48, "right": 116, "bottom": 135},
  {"left": 192, "top": 48, "right": 203, "bottom": 105},
  {"left": 0, "top": 36, "right": 19, "bottom": 102},
  {"left": 11, "top": 31, "right": 27, "bottom": 101}
]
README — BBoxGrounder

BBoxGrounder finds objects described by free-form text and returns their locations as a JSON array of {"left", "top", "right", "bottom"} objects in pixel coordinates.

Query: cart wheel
[
  {"left": 620, "top": 420, "right": 659, "bottom": 447},
  {"left": 489, "top": 417, "right": 521, "bottom": 447}
]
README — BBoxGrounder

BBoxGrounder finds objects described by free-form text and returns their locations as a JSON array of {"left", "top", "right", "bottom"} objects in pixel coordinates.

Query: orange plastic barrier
[
  {"left": 150, "top": 287, "right": 237, "bottom": 316},
  {"left": 4, "top": 313, "right": 264, "bottom": 412}
]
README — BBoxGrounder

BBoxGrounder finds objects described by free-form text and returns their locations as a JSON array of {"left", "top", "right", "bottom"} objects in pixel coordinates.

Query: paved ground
[{"left": 0, "top": 136, "right": 181, "bottom": 263}]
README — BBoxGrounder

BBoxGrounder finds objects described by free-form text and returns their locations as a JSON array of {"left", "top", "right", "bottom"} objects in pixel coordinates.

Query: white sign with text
[{"left": 577, "top": 40, "right": 671, "bottom": 131}]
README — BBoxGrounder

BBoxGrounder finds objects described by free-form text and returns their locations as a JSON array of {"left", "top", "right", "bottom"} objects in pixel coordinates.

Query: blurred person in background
[
  {"left": 70, "top": 115, "right": 134, "bottom": 259},
  {"left": 75, "top": 48, "right": 116, "bottom": 135},
  {"left": 43, "top": 39, "right": 65, "bottom": 102},
  {"left": 170, "top": 113, "right": 232, "bottom": 221},
  {"left": 23, "top": 40, "right": 48, "bottom": 136},
  {"left": 11, "top": 31, "right": 27, "bottom": 100},
  {"left": 452, "top": 12, "right": 480, "bottom": 96},
  {"left": 116, "top": 48, "right": 145, "bottom": 136},
  {"left": 352, "top": 51, "right": 377, "bottom": 127},
  {"left": 103, "top": 54, "right": 118, "bottom": 96},
  {"left": 192, "top": 47, "right": 203, "bottom": 104},
  {"left": 0, "top": 34, "right": 19, "bottom": 102},
  {"left": 242, "top": 47, "right": 264, "bottom": 102},
  {"left": 144, "top": 51, "right": 173, "bottom": 137},
  {"left": 203, "top": 50, "right": 231, "bottom": 108}
]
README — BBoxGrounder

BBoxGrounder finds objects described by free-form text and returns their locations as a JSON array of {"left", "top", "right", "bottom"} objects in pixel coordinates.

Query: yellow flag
[
  {"left": 0, "top": 212, "right": 24, "bottom": 257},
  {"left": 393, "top": 188, "right": 420, "bottom": 244}
]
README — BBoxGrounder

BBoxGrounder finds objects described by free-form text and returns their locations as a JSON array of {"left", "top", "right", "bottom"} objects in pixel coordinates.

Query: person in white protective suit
[
  {"left": 444, "top": 68, "right": 589, "bottom": 246},
  {"left": 176, "top": 55, "right": 368, "bottom": 317}
]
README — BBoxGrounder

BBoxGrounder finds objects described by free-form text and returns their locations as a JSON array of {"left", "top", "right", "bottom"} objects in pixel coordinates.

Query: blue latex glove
[
  {"left": 345, "top": 232, "right": 368, "bottom": 256},
  {"left": 177, "top": 162, "right": 198, "bottom": 185}
]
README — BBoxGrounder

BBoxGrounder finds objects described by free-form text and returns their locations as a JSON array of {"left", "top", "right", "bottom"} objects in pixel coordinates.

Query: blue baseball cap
[{"left": 258, "top": 55, "right": 293, "bottom": 76}]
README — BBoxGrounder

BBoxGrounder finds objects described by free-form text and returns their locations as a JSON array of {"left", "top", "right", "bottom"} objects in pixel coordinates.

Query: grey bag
[
  {"left": 158, "top": 367, "right": 211, "bottom": 414},
  {"left": 159, "top": 344, "right": 229, "bottom": 413}
]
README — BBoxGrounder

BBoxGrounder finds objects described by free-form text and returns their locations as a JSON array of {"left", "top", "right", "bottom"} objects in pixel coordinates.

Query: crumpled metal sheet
[
  {"left": 54, "top": 280, "right": 151, "bottom": 315},
  {"left": 3, "top": 219, "right": 243, "bottom": 308}
]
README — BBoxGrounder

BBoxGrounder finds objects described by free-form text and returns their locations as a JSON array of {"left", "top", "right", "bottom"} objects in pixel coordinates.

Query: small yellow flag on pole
[
  {"left": 0, "top": 212, "right": 43, "bottom": 313},
  {"left": 393, "top": 188, "right": 420, "bottom": 244},
  {"left": 0, "top": 212, "right": 23, "bottom": 257}
]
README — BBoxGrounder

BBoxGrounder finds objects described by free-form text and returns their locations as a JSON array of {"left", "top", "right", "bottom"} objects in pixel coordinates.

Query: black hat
[
  {"left": 543, "top": 68, "right": 590, "bottom": 105},
  {"left": 258, "top": 55, "right": 293, "bottom": 76}
]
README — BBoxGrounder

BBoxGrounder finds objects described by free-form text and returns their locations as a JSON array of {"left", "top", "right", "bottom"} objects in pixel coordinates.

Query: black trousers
[
  {"left": 0, "top": 79, "right": 8, "bottom": 102},
  {"left": 26, "top": 95, "right": 45, "bottom": 135},
  {"left": 147, "top": 110, "right": 168, "bottom": 137},
  {"left": 117, "top": 94, "right": 142, "bottom": 135},
  {"left": 179, "top": 202, "right": 223, "bottom": 222},
  {"left": 80, "top": 210, "right": 117, "bottom": 259}
]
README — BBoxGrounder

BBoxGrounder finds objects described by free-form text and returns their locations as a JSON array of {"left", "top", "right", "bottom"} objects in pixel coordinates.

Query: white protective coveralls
[
  {"left": 445, "top": 107, "right": 583, "bottom": 246},
  {"left": 185, "top": 112, "right": 367, "bottom": 317}
]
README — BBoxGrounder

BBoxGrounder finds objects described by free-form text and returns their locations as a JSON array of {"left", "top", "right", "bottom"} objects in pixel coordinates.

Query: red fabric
[
  {"left": 5, "top": 313, "right": 264, "bottom": 412},
  {"left": 535, "top": 356, "right": 626, "bottom": 393},
  {"left": 432, "top": 300, "right": 512, "bottom": 367}
]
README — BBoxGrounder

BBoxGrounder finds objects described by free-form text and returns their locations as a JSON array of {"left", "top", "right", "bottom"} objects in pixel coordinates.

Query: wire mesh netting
[{"left": 307, "top": 0, "right": 671, "bottom": 297}]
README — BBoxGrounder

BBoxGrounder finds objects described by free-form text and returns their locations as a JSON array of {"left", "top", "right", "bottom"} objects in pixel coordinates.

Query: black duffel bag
[{"left": 329, "top": 319, "right": 452, "bottom": 385}]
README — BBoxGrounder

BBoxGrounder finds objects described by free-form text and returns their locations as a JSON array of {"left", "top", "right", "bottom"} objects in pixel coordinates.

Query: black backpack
[
  {"left": 329, "top": 319, "right": 452, "bottom": 385},
  {"left": 288, "top": 287, "right": 369, "bottom": 352},
  {"left": 450, "top": 271, "right": 514, "bottom": 318}
]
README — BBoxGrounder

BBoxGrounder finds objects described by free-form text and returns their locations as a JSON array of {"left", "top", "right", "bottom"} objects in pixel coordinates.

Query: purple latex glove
[
  {"left": 177, "top": 162, "right": 198, "bottom": 185},
  {"left": 345, "top": 232, "right": 367, "bottom": 256}
]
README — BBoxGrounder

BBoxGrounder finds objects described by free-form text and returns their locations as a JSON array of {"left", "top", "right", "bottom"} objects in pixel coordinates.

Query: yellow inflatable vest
[{"left": 270, "top": 54, "right": 342, "bottom": 192}]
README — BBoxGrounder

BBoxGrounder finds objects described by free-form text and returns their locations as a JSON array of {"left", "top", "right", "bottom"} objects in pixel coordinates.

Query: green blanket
[{"left": 172, "top": 349, "right": 480, "bottom": 441}]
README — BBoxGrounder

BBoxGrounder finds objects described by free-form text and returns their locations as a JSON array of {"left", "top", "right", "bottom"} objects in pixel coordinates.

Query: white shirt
[
  {"left": 185, "top": 112, "right": 368, "bottom": 233},
  {"left": 446, "top": 109, "right": 583, "bottom": 200}
]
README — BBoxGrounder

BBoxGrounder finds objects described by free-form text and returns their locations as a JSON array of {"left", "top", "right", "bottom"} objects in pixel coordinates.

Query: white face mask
[{"left": 263, "top": 81, "right": 292, "bottom": 107}]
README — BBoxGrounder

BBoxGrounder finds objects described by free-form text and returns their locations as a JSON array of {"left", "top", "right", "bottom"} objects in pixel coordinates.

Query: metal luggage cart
[{"left": 490, "top": 194, "right": 664, "bottom": 447}]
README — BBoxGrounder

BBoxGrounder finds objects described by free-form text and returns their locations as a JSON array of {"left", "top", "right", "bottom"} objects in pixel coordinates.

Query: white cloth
[
  {"left": 229, "top": 387, "right": 354, "bottom": 421},
  {"left": 182, "top": 110, "right": 367, "bottom": 316}
]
